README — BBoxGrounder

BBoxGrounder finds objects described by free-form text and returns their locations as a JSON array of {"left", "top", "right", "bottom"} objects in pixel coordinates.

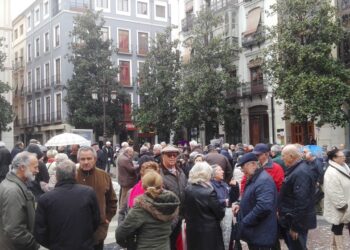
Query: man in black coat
[
  {"left": 34, "top": 159, "right": 100, "bottom": 250},
  {"left": 279, "top": 144, "right": 316, "bottom": 250},
  {"left": 0, "top": 141, "right": 12, "bottom": 183},
  {"left": 11, "top": 141, "right": 24, "bottom": 159}
]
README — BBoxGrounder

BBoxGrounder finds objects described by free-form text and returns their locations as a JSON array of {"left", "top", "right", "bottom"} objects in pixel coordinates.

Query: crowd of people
[{"left": 0, "top": 138, "right": 350, "bottom": 250}]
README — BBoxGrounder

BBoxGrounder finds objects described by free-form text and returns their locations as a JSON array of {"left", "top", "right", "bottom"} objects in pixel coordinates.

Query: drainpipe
[{"left": 271, "top": 95, "right": 275, "bottom": 144}]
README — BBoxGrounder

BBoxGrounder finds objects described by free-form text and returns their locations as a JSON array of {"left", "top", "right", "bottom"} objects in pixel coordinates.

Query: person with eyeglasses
[
  {"left": 323, "top": 148, "right": 350, "bottom": 249},
  {"left": 159, "top": 145, "right": 187, "bottom": 250}
]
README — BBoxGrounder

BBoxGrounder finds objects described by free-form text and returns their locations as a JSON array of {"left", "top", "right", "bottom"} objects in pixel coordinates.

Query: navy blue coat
[
  {"left": 239, "top": 168, "right": 278, "bottom": 248},
  {"left": 278, "top": 160, "right": 316, "bottom": 232}
]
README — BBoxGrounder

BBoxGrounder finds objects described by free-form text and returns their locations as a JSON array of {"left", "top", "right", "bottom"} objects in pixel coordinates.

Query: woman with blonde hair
[{"left": 115, "top": 170, "right": 180, "bottom": 250}]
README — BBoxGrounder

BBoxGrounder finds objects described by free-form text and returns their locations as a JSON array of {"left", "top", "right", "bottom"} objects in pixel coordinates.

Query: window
[
  {"left": 35, "top": 37, "right": 40, "bottom": 57},
  {"left": 118, "top": 29, "right": 130, "bottom": 53},
  {"left": 155, "top": 1, "right": 167, "bottom": 21},
  {"left": 54, "top": 25, "right": 60, "bottom": 47},
  {"left": 137, "top": 0, "right": 149, "bottom": 17},
  {"left": 55, "top": 58, "right": 61, "bottom": 85},
  {"left": 14, "top": 29, "right": 18, "bottom": 40},
  {"left": 44, "top": 32, "right": 50, "bottom": 52},
  {"left": 35, "top": 67, "right": 41, "bottom": 90},
  {"left": 138, "top": 32, "right": 149, "bottom": 55},
  {"left": 20, "top": 48, "right": 24, "bottom": 63},
  {"left": 34, "top": 6, "right": 40, "bottom": 26},
  {"left": 44, "top": 63, "right": 50, "bottom": 87},
  {"left": 27, "top": 71, "right": 32, "bottom": 92},
  {"left": 119, "top": 60, "right": 131, "bottom": 86},
  {"left": 27, "top": 43, "right": 32, "bottom": 62},
  {"left": 123, "top": 101, "right": 132, "bottom": 122},
  {"left": 250, "top": 66, "right": 263, "bottom": 85},
  {"left": 243, "top": 7, "right": 262, "bottom": 36},
  {"left": 117, "top": 0, "right": 130, "bottom": 14},
  {"left": 101, "top": 27, "right": 109, "bottom": 41},
  {"left": 56, "top": 93, "right": 62, "bottom": 120},
  {"left": 44, "top": 0, "right": 49, "bottom": 18},
  {"left": 20, "top": 24, "right": 23, "bottom": 35},
  {"left": 45, "top": 96, "right": 51, "bottom": 122},
  {"left": 28, "top": 102, "right": 33, "bottom": 123},
  {"left": 27, "top": 14, "right": 31, "bottom": 31},
  {"left": 96, "top": 0, "right": 109, "bottom": 10},
  {"left": 36, "top": 99, "right": 41, "bottom": 122}
]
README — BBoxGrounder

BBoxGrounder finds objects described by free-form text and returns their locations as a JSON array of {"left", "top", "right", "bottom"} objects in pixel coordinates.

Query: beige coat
[{"left": 323, "top": 160, "right": 350, "bottom": 225}]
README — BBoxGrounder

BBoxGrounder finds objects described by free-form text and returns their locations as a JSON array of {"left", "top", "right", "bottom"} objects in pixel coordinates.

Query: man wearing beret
[{"left": 232, "top": 152, "right": 278, "bottom": 249}]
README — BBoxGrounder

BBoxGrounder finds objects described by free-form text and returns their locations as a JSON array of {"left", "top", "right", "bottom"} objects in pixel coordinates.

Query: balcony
[
  {"left": 51, "top": 75, "right": 63, "bottom": 88},
  {"left": 241, "top": 81, "right": 268, "bottom": 98},
  {"left": 21, "top": 112, "right": 64, "bottom": 128},
  {"left": 24, "top": 85, "right": 33, "bottom": 95},
  {"left": 34, "top": 82, "right": 42, "bottom": 93},
  {"left": 242, "top": 29, "right": 266, "bottom": 48},
  {"left": 181, "top": 14, "right": 194, "bottom": 33},
  {"left": 117, "top": 47, "right": 133, "bottom": 55},
  {"left": 211, "top": 0, "right": 238, "bottom": 12},
  {"left": 42, "top": 79, "right": 52, "bottom": 90},
  {"left": 12, "top": 59, "right": 24, "bottom": 71}
]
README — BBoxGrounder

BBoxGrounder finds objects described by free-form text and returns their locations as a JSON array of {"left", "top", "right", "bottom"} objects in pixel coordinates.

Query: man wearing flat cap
[
  {"left": 160, "top": 145, "right": 187, "bottom": 250},
  {"left": 232, "top": 152, "right": 278, "bottom": 249}
]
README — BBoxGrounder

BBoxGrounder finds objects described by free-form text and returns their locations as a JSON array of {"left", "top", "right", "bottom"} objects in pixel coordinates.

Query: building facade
[
  {"left": 0, "top": 0, "right": 14, "bottom": 148},
  {"left": 13, "top": 0, "right": 172, "bottom": 145}
]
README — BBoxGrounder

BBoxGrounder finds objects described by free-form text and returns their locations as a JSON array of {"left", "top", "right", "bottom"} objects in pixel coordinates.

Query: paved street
[{"left": 104, "top": 216, "right": 350, "bottom": 250}]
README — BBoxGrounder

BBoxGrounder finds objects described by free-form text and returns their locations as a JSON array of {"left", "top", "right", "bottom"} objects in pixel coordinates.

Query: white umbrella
[{"left": 45, "top": 133, "right": 90, "bottom": 147}]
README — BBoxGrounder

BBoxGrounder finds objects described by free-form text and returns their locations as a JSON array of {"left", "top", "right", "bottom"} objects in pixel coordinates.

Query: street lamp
[{"left": 91, "top": 85, "right": 117, "bottom": 142}]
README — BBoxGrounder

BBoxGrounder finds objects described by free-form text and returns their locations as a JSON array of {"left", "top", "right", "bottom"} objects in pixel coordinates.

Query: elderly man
[
  {"left": 252, "top": 143, "right": 284, "bottom": 192},
  {"left": 160, "top": 145, "right": 187, "bottom": 250},
  {"left": 271, "top": 144, "right": 287, "bottom": 172},
  {"left": 76, "top": 146, "right": 117, "bottom": 250},
  {"left": 35, "top": 159, "right": 100, "bottom": 249},
  {"left": 0, "top": 152, "right": 40, "bottom": 250},
  {"left": 117, "top": 146, "right": 137, "bottom": 209},
  {"left": 279, "top": 144, "right": 316, "bottom": 250},
  {"left": 232, "top": 152, "right": 278, "bottom": 249}
]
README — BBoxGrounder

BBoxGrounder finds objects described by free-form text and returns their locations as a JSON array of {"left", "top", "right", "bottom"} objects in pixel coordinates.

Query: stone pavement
[{"left": 104, "top": 216, "right": 350, "bottom": 250}]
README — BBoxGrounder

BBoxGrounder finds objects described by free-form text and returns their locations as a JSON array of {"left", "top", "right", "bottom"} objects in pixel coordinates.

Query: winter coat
[
  {"left": 0, "top": 145, "right": 11, "bottom": 182},
  {"left": 34, "top": 180, "right": 100, "bottom": 250},
  {"left": 272, "top": 152, "right": 287, "bottom": 172},
  {"left": 278, "top": 160, "right": 316, "bottom": 232},
  {"left": 241, "top": 158, "right": 284, "bottom": 193},
  {"left": 205, "top": 152, "right": 233, "bottom": 183},
  {"left": 0, "top": 172, "right": 39, "bottom": 250},
  {"left": 184, "top": 182, "right": 225, "bottom": 250},
  {"left": 76, "top": 167, "right": 118, "bottom": 243},
  {"left": 96, "top": 149, "right": 107, "bottom": 170},
  {"left": 117, "top": 152, "right": 138, "bottom": 188},
  {"left": 211, "top": 179, "right": 229, "bottom": 207},
  {"left": 239, "top": 168, "right": 278, "bottom": 247},
  {"left": 115, "top": 190, "right": 180, "bottom": 250},
  {"left": 11, "top": 145, "right": 23, "bottom": 159},
  {"left": 160, "top": 165, "right": 187, "bottom": 216},
  {"left": 323, "top": 160, "right": 350, "bottom": 225}
]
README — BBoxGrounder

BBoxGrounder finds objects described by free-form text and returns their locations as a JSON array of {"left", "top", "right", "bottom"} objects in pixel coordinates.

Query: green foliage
[
  {"left": 133, "top": 27, "right": 180, "bottom": 141},
  {"left": 65, "top": 10, "right": 125, "bottom": 137},
  {"left": 175, "top": 8, "right": 240, "bottom": 133},
  {"left": 0, "top": 38, "right": 13, "bottom": 132},
  {"left": 265, "top": 0, "right": 350, "bottom": 129}
]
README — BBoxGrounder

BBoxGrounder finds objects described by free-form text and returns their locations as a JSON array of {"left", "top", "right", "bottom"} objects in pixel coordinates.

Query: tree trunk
[{"left": 302, "top": 120, "right": 309, "bottom": 145}]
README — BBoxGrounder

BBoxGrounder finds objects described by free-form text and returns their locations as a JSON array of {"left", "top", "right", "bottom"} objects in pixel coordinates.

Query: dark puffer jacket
[{"left": 115, "top": 190, "right": 180, "bottom": 250}]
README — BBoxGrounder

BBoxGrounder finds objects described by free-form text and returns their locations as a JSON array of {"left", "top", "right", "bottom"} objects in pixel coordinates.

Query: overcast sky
[{"left": 11, "top": 0, "right": 35, "bottom": 20}]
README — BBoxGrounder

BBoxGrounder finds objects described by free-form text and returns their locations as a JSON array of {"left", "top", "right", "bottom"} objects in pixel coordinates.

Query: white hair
[
  {"left": 189, "top": 140, "right": 198, "bottom": 147},
  {"left": 55, "top": 153, "right": 69, "bottom": 163},
  {"left": 11, "top": 151, "right": 36, "bottom": 173},
  {"left": 189, "top": 161, "right": 213, "bottom": 184},
  {"left": 271, "top": 144, "right": 282, "bottom": 153},
  {"left": 121, "top": 141, "right": 129, "bottom": 148}
]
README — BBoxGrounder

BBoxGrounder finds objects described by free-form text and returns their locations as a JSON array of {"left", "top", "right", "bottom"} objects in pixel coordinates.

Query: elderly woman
[
  {"left": 41, "top": 153, "right": 69, "bottom": 192},
  {"left": 115, "top": 170, "right": 180, "bottom": 250},
  {"left": 323, "top": 148, "right": 350, "bottom": 249},
  {"left": 185, "top": 162, "right": 225, "bottom": 250}
]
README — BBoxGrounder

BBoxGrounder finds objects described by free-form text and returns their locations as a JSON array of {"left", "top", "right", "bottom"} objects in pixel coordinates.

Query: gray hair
[
  {"left": 56, "top": 159, "right": 76, "bottom": 182},
  {"left": 153, "top": 144, "right": 162, "bottom": 151},
  {"left": 189, "top": 140, "right": 198, "bottom": 147},
  {"left": 271, "top": 144, "right": 282, "bottom": 153},
  {"left": 222, "top": 143, "right": 229, "bottom": 150},
  {"left": 47, "top": 149, "right": 58, "bottom": 158},
  {"left": 140, "top": 145, "right": 149, "bottom": 154},
  {"left": 55, "top": 153, "right": 69, "bottom": 163},
  {"left": 77, "top": 146, "right": 97, "bottom": 160},
  {"left": 11, "top": 151, "right": 36, "bottom": 173},
  {"left": 189, "top": 161, "right": 213, "bottom": 184}
]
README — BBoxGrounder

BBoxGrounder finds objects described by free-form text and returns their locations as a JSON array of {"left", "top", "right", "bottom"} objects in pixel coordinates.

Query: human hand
[
  {"left": 289, "top": 229, "right": 298, "bottom": 240},
  {"left": 232, "top": 204, "right": 240, "bottom": 215},
  {"left": 229, "top": 179, "right": 237, "bottom": 186}
]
